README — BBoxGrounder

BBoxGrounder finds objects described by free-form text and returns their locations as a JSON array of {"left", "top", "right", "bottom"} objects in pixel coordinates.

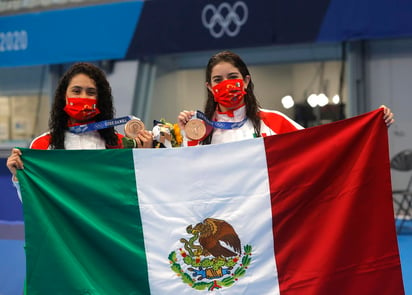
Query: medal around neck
[
  {"left": 124, "top": 117, "right": 145, "bottom": 138},
  {"left": 185, "top": 118, "right": 213, "bottom": 141},
  {"left": 185, "top": 110, "right": 248, "bottom": 141}
]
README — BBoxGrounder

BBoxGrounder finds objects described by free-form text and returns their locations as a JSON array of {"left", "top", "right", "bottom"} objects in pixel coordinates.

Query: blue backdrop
[{"left": 0, "top": 158, "right": 25, "bottom": 295}]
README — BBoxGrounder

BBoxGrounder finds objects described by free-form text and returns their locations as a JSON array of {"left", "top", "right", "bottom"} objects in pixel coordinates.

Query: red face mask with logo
[
  {"left": 63, "top": 97, "right": 100, "bottom": 121},
  {"left": 212, "top": 79, "right": 247, "bottom": 108}
]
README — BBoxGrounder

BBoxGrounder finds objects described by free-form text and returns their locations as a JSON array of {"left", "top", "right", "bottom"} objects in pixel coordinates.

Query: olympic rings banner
[{"left": 1, "top": 0, "right": 412, "bottom": 67}]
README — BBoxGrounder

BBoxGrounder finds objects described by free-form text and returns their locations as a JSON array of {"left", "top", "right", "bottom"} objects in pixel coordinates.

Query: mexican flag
[{"left": 18, "top": 109, "right": 404, "bottom": 294}]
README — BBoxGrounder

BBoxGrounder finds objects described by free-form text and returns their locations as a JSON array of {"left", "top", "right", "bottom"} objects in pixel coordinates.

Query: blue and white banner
[{"left": 0, "top": 0, "right": 143, "bottom": 67}]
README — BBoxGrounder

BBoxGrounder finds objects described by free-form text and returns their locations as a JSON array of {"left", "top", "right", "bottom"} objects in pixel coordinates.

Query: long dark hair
[
  {"left": 49, "top": 62, "right": 119, "bottom": 149},
  {"left": 202, "top": 51, "right": 261, "bottom": 144}
]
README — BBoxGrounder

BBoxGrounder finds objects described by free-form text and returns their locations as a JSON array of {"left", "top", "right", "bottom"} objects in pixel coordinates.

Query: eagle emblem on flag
[{"left": 168, "top": 218, "right": 253, "bottom": 291}]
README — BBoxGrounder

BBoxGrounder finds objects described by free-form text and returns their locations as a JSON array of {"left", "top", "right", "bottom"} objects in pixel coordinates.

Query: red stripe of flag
[{"left": 265, "top": 109, "right": 404, "bottom": 295}]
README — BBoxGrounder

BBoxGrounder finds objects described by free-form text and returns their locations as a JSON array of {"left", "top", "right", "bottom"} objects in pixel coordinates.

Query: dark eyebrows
[
  {"left": 70, "top": 86, "right": 97, "bottom": 92},
  {"left": 212, "top": 71, "right": 240, "bottom": 78},
  {"left": 86, "top": 87, "right": 97, "bottom": 93}
]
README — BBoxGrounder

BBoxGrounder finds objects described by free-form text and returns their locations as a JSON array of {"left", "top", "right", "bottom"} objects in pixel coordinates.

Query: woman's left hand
[{"left": 380, "top": 105, "right": 394, "bottom": 127}]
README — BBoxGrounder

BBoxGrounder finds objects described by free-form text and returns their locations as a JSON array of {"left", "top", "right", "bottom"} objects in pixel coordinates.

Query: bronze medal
[
  {"left": 185, "top": 118, "right": 209, "bottom": 141},
  {"left": 124, "top": 118, "right": 145, "bottom": 138}
]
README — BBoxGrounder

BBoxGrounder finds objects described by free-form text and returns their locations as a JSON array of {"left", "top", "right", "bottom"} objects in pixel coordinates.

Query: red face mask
[
  {"left": 63, "top": 97, "right": 100, "bottom": 121},
  {"left": 212, "top": 79, "right": 247, "bottom": 108}
]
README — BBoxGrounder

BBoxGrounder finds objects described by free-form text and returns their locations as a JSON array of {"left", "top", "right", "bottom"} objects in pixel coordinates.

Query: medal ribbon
[
  {"left": 195, "top": 110, "right": 248, "bottom": 130},
  {"left": 69, "top": 115, "right": 138, "bottom": 134}
]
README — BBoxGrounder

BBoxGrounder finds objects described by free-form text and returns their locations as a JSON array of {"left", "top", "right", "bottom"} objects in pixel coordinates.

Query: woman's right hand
[
  {"left": 7, "top": 148, "right": 23, "bottom": 182},
  {"left": 134, "top": 130, "right": 154, "bottom": 149},
  {"left": 177, "top": 110, "right": 195, "bottom": 131}
]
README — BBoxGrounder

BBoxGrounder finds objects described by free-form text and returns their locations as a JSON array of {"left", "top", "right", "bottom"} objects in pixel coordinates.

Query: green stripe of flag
[{"left": 18, "top": 149, "right": 150, "bottom": 295}]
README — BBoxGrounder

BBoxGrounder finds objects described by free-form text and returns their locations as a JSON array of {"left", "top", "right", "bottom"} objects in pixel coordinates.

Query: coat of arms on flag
[{"left": 169, "top": 218, "right": 253, "bottom": 291}]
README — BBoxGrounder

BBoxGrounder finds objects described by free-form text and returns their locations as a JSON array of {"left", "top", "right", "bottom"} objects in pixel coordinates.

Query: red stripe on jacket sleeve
[
  {"left": 259, "top": 111, "right": 301, "bottom": 134},
  {"left": 30, "top": 134, "right": 51, "bottom": 150}
]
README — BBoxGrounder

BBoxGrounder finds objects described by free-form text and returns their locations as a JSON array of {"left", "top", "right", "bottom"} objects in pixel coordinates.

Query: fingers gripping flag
[{"left": 18, "top": 109, "right": 404, "bottom": 294}]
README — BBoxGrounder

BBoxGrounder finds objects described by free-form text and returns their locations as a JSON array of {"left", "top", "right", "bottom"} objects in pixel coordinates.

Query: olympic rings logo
[{"left": 201, "top": 1, "right": 248, "bottom": 38}]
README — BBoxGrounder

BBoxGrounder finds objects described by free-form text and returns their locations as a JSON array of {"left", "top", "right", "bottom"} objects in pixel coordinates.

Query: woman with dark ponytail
[{"left": 178, "top": 50, "right": 303, "bottom": 146}]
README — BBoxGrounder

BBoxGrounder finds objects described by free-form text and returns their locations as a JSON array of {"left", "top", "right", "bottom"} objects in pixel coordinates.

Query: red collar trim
[{"left": 216, "top": 103, "right": 245, "bottom": 117}]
